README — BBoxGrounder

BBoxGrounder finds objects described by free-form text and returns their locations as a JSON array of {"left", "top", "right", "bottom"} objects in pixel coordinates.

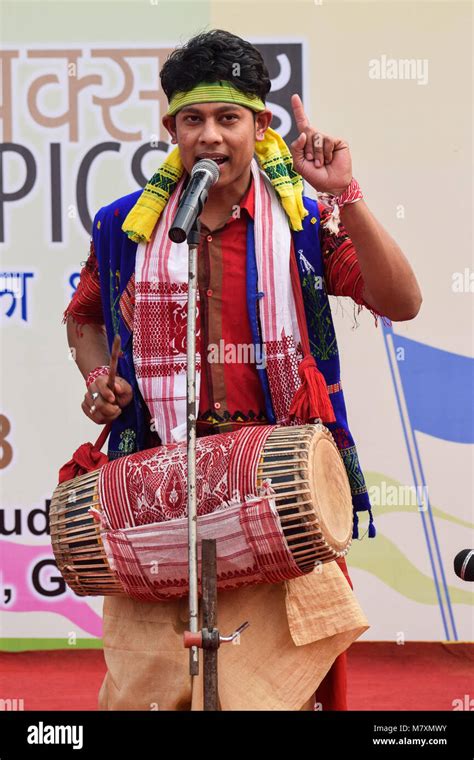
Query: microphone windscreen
[
  {"left": 453, "top": 549, "right": 474, "bottom": 581},
  {"left": 191, "top": 159, "right": 220, "bottom": 184}
]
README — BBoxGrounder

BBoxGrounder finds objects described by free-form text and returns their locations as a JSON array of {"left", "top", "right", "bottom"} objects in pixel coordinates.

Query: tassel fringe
[{"left": 289, "top": 354, "right": 336, "bottom": 424}]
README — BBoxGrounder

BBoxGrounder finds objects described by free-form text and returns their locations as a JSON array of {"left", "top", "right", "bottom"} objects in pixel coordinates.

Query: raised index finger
[{"left": 291, "top": 93, "right": 310, "bottom": 132}]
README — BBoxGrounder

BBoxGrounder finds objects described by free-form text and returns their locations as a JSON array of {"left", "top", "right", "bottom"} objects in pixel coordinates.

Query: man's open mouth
[{"left": 195, "top": 156, "right": 229, "bottom": 166}]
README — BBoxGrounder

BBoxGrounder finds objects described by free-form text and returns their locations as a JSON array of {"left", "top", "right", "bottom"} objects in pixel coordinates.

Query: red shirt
[
  {"left": 64, "top": 179, "right": 379, "bottom": 436},
  {"left": 195, "top": 177, "right": 269, "bottom": 435}
]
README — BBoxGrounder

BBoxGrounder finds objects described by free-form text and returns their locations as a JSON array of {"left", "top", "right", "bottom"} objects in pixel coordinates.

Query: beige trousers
[{"left": 98, "top": 570, "right": 368, "bottom": 711}]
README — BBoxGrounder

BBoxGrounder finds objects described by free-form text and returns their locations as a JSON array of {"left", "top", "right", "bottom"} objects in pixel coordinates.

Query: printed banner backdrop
[{"left": 0, "top": 0, "right": 472, "bottom": 650}]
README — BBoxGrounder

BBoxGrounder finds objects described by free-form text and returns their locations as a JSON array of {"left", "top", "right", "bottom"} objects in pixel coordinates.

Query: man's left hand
[{"left": 289, "top": 94, "right": 352, "bottom": 195}]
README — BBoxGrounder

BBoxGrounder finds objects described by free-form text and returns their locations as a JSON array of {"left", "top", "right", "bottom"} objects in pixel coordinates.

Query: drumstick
[{"left": 106, "top": 335, "right": 122, "bottom": 399}]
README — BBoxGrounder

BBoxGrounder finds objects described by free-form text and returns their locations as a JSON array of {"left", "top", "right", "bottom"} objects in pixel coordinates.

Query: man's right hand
[{"left": 82, "top": 375, "right": 133, "bottom": 424}]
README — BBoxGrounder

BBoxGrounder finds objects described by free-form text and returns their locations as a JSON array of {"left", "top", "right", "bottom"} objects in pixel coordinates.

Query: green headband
[{"left": 167, "top": 80, "right": 266, "bottom": 116}]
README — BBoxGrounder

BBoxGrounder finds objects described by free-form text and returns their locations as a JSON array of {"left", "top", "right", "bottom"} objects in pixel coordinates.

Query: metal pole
[
  {"left": 181, "top": 212, "right": 250, "bottom": 708},
  {"left": 202, "top": 539, "right": 218, "bottom": 710},
  {"left": 186, "top": 218, "right": 201, "bottom": 677}
]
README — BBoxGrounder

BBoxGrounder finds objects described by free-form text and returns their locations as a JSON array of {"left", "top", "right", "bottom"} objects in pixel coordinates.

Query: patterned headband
[{"left": 166, "top": 80, "right": 266, "bottom": 116}]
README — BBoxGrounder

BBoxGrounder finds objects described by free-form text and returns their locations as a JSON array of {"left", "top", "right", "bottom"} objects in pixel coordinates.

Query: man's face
[{"left": 162, "top": 102, "right": 272, "bottom": 191}]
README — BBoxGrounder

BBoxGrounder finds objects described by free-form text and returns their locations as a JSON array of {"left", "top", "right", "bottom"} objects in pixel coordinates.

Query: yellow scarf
[{"left": 122, "top": 81, "right": 308, "bottom": 243}]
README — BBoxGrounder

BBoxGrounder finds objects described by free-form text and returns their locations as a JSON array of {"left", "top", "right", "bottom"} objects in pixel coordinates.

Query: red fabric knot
[
  {"left": 289, "top": 354, "right": 336, "bottom": 424},
  {"left": 114, "top": 208, "right": 120, "bottom": 217},
  {"left": 57, "top": 424, "right": 111, "bottom": 484},
  {"left": 57, "top": 442, "right": 109, "bottom": 484}
]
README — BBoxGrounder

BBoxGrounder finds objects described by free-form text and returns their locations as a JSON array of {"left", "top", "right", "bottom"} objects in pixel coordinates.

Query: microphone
[
  {"left": 454, "top": 549, "right": 474, "bottom": 581},
  {"left": 169, "top": 159, "right": 220, "bottom": 243}
]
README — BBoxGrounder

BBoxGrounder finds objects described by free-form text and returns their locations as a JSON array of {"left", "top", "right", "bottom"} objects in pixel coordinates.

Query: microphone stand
[
  {"left": 185, "top": 216, "right": 201, "bottom": 682},
  {"left": 182, "top": 217, "right": 222, "bottom": 709},
  {"left": 182, "top": 216, "right": 249, "bottom": 711},
  {"left": 183, "top": 217, "right": 222, "bottom": 709}
]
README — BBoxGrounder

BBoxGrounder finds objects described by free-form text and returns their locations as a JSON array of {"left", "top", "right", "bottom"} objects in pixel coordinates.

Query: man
[{"left": 64, "top": 29, "right": 421, "bottom": 710}]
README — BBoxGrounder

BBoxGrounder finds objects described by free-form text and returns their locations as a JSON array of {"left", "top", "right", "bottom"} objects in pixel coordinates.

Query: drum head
[
  {"left": 50, "top": 470, "right": 121, "bottom": 596},
  {"left": 308, "top": 429, "right": 353, "bottom": 553}
]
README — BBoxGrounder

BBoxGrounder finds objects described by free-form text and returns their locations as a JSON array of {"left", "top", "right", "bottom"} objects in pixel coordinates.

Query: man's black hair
[{"left": 160, "top": 29, "right": 271, "bottom": 104}]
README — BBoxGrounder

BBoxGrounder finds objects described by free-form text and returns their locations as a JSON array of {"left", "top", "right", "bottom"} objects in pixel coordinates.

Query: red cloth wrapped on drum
[{"left": 50, "top": 423, "right": 353, "bottom": 602}]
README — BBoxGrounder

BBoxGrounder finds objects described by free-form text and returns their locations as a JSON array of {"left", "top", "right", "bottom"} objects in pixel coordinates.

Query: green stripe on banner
[
  {"left": 348, "top": 534, "right": 473, "bottom": 606},
  {"left": 0, "top": 638, "right": 103, "bottom": 651},
  {"left": 365, "top": 471, "right": 474, "bottom": 528}
]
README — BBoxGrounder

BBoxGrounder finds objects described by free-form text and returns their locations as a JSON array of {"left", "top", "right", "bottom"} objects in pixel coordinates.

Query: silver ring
[{"left": 90, "top": 390, "right": 100, "bottom": 414}]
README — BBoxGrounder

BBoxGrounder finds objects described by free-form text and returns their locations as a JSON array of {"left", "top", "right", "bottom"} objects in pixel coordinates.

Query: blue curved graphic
[
  {"left": 389, "top": 332, "right": 474, "bottom": 443},
  {"left": 382, "top": 324, "right": 474, "bottom": 641}
]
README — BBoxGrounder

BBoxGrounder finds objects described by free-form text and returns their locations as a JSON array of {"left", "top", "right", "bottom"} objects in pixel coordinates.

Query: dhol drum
[{"left": 50, "top": 423, "right": 353, "bottom": 600}]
